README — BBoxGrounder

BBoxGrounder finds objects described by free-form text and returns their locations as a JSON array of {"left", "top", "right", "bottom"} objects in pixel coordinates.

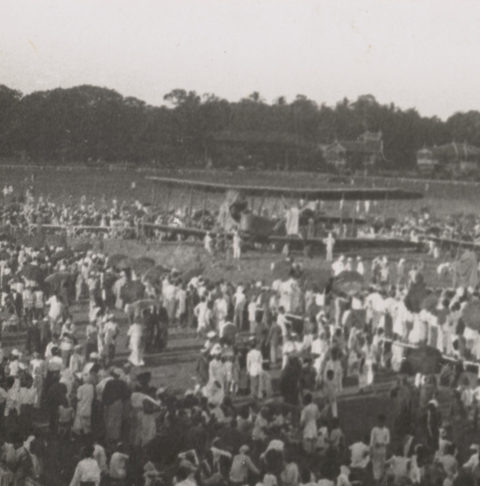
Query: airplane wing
[
  {"left": 147, "top": 176, "right": 423, "bottom": 201},
  {"left": 40, "top": 224, "right": 111, "bottom": 232},
  {"left": 421, "top": 235, "right": 480, "bottom": 249},
  {"left": 267, "top": 234, "right": 423, "bottom": 251}
]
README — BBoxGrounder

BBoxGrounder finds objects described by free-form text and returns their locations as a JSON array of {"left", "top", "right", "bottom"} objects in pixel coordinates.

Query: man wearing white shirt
[
  {"left": 246, "top": 343, "right": 263, "bottom": 399},
  {"left": 350, "top": 439, "right": 370, "bottom": 468},
  {"left": 331, "top": 255, "right": 345, "bottom": 277},
  {"left": 356, "top": 256, "right": 365, "bottom": 276},
  {"left": 46, "top": 294, "right": 64, "bottom": 335},
  {"left": 69, "top": 445, "right": 101, "bottom": 486},
  {"left": 323, "top": 232, "right": 335, "bottom": 262},
  {"left": 276, "top": 307, "right": 288, "bottom": 339},
  {"left": 162, "top": 278, "right": 177, "bottom": 322},
  {"left": 214, "top": 295, "right": 228, "bottom": 327},
  {"left": 194, "top": 297, "right": 209, "bottom": 334},
  {"left": 233, "top": 286, "right": 246, "bottom": 330}
]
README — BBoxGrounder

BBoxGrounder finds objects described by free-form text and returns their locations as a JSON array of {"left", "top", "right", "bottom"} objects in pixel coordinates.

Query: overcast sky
[{"left": 1, "top": 0, "right": 480, "bottom": 119}]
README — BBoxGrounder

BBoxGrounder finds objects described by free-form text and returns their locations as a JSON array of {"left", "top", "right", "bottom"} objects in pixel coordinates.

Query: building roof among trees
[{"left": 323, "top": 131, "right": 383, "bottom": 156}]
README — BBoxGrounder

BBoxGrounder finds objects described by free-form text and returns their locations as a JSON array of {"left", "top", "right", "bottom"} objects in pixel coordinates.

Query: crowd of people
[{"left": 0, "top": 185, "right": 479, "bottom": 485}]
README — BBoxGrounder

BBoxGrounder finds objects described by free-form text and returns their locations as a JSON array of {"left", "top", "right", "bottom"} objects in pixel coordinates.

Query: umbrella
[
  {"left": 21, "top": 264, "right": 44, "bottom": 282},
  {"left": 143, "top": 265, "right": 170, "bottom": 283},
  {"left": 106, "top": 253, "right": 129, "bottom": 268},
  {"left": 221, "top": 322, "right": 237, "bottom": 345},
  {"left": 121, "top": 280, "right": 146, "bottom": 304},
  {"left": 181, "top": 266, "right": 204, "bottom": 282},
  {"left": 401, "top": 345, "right": 442, "bottom": 375},
  {"left": 462, "top": 300, "right": 480, "bottom": 331},
  {"left": 51, "top": 249, "right": 74, "bottom": 263},
  {"left": 45, "top": 271, "right": 72, "bottom": 287},
  {"left": 131, "top": 257, "right": 156, "bottom": 276},
  {"left": 332, "top": 271, "right": 364, "bottom": 296},
  {"left": 426, "top": 226, "right": 442, "bottom": 236},
  {"left": 117, "top": 258, "right": 134, "bottom": 270},
  {"left": 72, "top": 241, "right": 93, "bottom": 252},
  {"left": 404, "top": 279, "right": 428, "bottom": 313},
  {"left": 131, "top": 298, "right": 159, "bottom": 312},
  {"left": 420, "top": 293, "right": 439, "bottom": 313}
]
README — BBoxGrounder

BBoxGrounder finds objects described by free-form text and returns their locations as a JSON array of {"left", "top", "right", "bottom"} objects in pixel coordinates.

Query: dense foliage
[{"left": 0, "top": 84, "right": 477, "bottom": 170}]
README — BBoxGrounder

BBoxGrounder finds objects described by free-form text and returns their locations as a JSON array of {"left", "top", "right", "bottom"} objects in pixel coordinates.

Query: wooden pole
[
  {"left": 258, "top": 192, "right": 266, "bottom": 215},
  {"left": 187, "top": 187, "right": 193, "bottom": 219},
  {"left": 150, "top": 184, "right": 155, "bottom": 207},
  {"left": 202, "top": 191, "right": 207, "bottom": 226},
  {"left": 165, "top": 186, "right": 171, "bottom": 215}
]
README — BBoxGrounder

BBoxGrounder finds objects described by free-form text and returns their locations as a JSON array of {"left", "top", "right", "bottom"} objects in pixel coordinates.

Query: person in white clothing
[
  {"left": 232, "top": 229, "right": 242, "bottom": 260},
  {"left": 332, "top": 256, "right": 345, "bottom": 276},
  {"left": 109, "top": 444, "right": 129, "bottom": 482},
  {"left": 46, "top": 294, "right": 64, "bottom": 335},
  {"left": 350, "top": 436, "right": 370, "bottom": 470},
  {"left": 69, "top": 445, "right": 101, "bottom": 486},
  {"left": 194, "top": 297, "right": 210, "bottom": 335},
  {"left": 370, "top": 414, "right": 390, "bottom": 483},
  {"left": 246, "top": 343, "right": 263, "bottom": 399},
  {"left": 127, "top": 320, "right": 144, "bottom": 366},
  {"left": 204, "top": 231, "right": 213, "bottom": 254},
  {"left": 356, "top": 256, "right": 365, "bottom": 276},
  {"left": 323, "top": 233, "right": 335, "bottom": 262}
]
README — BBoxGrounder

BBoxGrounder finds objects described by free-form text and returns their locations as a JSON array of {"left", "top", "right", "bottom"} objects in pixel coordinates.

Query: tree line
[{"left": 0, "top": 84, "right": 478, "bottom": 171}]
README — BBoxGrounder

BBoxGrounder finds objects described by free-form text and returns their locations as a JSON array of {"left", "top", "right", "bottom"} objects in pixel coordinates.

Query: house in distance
[
  {"left": 416, "top": 142, "right": 480, "bottom": 175},
  {"left": 322, "top": 131, "right": 384, "bottom": 171}
]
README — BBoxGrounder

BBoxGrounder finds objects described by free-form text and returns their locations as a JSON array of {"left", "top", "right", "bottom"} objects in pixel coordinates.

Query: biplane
[{"left": 146, "top": 176, "right": 424, "bottom": 254}]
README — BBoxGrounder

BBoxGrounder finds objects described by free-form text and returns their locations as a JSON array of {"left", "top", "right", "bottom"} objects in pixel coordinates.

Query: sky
[{"left": 1, "top": 0, "right": 480, "bottom": 119}]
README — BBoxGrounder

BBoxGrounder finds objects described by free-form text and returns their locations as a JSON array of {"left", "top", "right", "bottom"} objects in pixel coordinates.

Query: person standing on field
[{"left": 233, "top": 228, "right": 242, "bottom": 260}]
